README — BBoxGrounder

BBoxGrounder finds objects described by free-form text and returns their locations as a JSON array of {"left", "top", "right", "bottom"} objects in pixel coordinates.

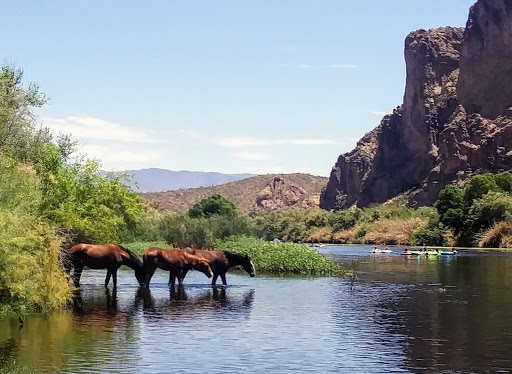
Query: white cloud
[
  {"left": 371, "top": 111, "right": 392, "bottom": 116},
  {"left": 234, "top": 151, "right": 271, "bottom": 161},
  {"left": 43, "top": 116, "right": 161, "bottom": 143},
  {"left": 72, "top": 144, "right": 159, "bottom": 170},
  {"left": 217, "top": 136, "right": 344, "bottom": 148}
]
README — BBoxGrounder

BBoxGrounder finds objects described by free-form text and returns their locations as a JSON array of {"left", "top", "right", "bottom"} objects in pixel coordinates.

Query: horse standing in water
[
  {"left": 64, "top": 243, "right": 145, "bottom": 288},
  {"left": 142, "top": 248, "right": 213, "bottom": 287},
  {"left": 169, "top": 248, "right": 256, "bottom": 286}
]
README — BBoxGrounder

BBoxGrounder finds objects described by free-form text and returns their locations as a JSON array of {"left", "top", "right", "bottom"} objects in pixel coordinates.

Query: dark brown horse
[
  {"left": 169, "top": 248, "right": 256, "bottom": 286},
  {"left": 143, "top": 247, "right": 213, "bottom": 287},
  {"left": 64, "top": 243, "right": 144, "bottom": 288}
]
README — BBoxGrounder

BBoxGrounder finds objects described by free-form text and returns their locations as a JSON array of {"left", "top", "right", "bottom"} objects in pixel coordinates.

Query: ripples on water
[{"left": 2, "top": 246, "right": 512, "bottom": 373}]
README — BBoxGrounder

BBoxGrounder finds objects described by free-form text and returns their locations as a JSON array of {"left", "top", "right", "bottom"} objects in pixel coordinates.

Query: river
[{"left": 1, "top": 245, "right": 512, "bottom": 373}]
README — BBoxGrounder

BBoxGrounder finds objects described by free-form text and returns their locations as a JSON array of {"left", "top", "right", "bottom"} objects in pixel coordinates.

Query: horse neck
[
  {"left": 120, "top": 247, "right": 143, "bottom": 271},
  {"left": 223, "top": 251, "right": 245, "bottom": 269}
]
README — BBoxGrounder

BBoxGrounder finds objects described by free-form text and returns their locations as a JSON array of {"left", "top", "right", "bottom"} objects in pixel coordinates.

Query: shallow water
[{"left": 2, "top": 245, "right": 512, "bottom": 373}]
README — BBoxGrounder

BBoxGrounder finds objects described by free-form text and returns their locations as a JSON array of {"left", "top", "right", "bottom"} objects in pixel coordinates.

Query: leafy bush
[
  {"left": 160, "top": 213, "right": 253, "bottom": 247},
  {"left": 465, "top": 191, "right": 512, "bottom": 235},
  {"left": 0, "top": 157, "right": 70, "bottom": 314},
  {"left": 410, "top": 212, "right": 446, "bottom": 246},
  {"left": 216, "top": 236, "right": 344, "bottom": 276}
]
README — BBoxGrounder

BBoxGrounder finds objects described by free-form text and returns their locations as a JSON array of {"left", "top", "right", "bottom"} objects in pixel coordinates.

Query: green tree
[
  {"left": 466, "top": 191, "right": 512, "bottom": 235},
  {"left": 0, "top": 66, "right": 48, "bottom": 157},
  {"left": 435, "top": 184, "right": 464, "bottom": 216},
  {"left": 188, "top": 194, "right": 237, "bottom": 218},
  {"left": 435, "top": 184, "right": 465, "bottom": 231},
  {"left": 495, "top": 171, "right": 512, "bottom": 192},
  {"left": 463, "top": 173, "right": 499, "bottom": 207}
]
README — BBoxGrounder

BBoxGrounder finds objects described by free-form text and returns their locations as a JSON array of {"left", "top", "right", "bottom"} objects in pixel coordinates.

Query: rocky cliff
[{"left": 320, "top": 0, "right": 512, "bottom": 210}]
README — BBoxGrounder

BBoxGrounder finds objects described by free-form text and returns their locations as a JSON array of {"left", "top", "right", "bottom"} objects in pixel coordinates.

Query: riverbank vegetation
[
  {"left": 123, "top": 171, "right": 512, "bottom": 250},
  {"left": 0, "top": 66, "right": 144, "bottom": 315}
]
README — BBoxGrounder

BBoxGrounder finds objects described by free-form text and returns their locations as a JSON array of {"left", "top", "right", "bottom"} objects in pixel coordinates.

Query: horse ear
[{"left": 245, "top": 254, "right": 249, "bottom": 260}]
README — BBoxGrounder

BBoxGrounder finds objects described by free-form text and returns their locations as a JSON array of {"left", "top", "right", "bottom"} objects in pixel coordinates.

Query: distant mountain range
[{"left": 118, "top": 168, "right": 255, "bottom": 192}]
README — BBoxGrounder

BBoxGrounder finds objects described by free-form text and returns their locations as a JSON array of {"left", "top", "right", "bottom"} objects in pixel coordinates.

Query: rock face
[
  {"left": 458, "top": 0, "right": 512, "bottom": 119},
  {"left": 320, "top": 0, "right": 512, "bottom": 210},
  {"left": 252, "top": 176, "right": 319, "bottom": 215}
]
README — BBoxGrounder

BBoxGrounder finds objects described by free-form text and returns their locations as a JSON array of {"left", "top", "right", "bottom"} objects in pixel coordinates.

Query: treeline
[
  {"left": 130, "top": 172, "right": 512, "bottom": 249},
  {"left": 0, "top": 67, "right": 144, "bottom": 314}
]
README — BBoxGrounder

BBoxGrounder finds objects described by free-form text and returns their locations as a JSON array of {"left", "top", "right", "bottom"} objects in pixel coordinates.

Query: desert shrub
[
  {"left": 306, "top": 227, "right": 333, "bottom": 243},
  {"left": 478, "top": 221, "right": 512, "bottom": 248},
  {"left": 332, "top": 228, "right": 357, "bottom": 244},
  {"left": 363, "top": 218, "right": 425, "bottom": 245}
]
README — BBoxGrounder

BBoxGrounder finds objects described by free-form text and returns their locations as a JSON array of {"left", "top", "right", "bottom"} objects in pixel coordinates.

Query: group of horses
[{"left": 62, "top": 244, "right": 256, "bottom": 288}]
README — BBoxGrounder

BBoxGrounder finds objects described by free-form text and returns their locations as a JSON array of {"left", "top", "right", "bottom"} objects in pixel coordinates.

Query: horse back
[
  {"left": 69, "top": 243, "right": 123, "bottom": 262},
  {"left": 183, "top": 248, "right": 228, "bottom": 269}
]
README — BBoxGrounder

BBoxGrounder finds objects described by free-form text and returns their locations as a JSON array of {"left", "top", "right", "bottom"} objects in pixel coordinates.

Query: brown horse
[
  {"left": 142, "top": 248, "right": 213, "bottom": 287},
  {"left": 169, "top": 248, "right": 256, "bottom": 286},
  {"left": 65, "top": 243, "right": 144, "bottom": 288}
]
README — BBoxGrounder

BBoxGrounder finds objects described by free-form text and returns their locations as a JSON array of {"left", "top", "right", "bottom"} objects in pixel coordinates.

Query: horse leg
[
  {"left": 169, "top": 271, "right": 176, "bottom": 287},
  {"left": 144, "top": 265, "right": 156, "bottom": 288},
  {"left": 72, "top": 265, "right": 84, "bottom": 287},
  {"left": 220, "top": 273, "right": 227, "bottom": 286},
  {"left": 211, "top": 273, "right": 219, "bottom": 286},
  {"left": 178, "top": 269, "right": 185, "bottom": 286},
  {"left": 105, "top": 269, "right": 112, "bottom": 288},
  {"left": 112, "top": 268, "right": 118, "bottom": 288}
]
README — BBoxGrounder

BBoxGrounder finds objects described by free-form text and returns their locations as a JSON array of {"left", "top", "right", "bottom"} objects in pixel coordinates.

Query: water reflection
[
  {"left": 136, "top": 285, "right": 255, "bottom": 322},
  {"left": 327, "top": 247, "right": 512, "bottom": 373}
]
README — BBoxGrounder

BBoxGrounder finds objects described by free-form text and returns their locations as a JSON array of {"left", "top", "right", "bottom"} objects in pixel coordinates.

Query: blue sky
[{"left": 2, "top": 1, "right": 475, "bottom": 176}]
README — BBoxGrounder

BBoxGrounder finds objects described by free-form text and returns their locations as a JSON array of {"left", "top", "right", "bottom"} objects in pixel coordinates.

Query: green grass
[{"left": 216, "top": 236, "right": 347, "bottom": 276}]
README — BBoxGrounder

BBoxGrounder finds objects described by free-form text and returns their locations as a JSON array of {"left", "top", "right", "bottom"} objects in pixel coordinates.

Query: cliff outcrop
[{"left": 320, "top": 0, "right": 512, "bottom": 210}]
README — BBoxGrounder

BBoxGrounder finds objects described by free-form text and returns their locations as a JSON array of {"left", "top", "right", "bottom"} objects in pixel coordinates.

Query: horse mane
[
  {"left": 118, "top": 245, "right": 143, "bottom": 268},
  {"left": 222, "top": 250, "right": 247, "bottom": 264}
]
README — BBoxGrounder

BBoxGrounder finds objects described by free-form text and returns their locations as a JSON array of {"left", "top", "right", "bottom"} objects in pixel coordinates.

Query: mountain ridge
[
  {"left": 141, "top": 173, "right": 328, "bottom": 215},
  {"left": 116, "top": 168, "right": 255, "bottom": 192}
]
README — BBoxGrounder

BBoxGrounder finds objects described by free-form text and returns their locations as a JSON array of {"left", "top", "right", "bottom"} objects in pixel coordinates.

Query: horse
[
  {"left": 64, "top": 243, "right": 145, "bottom": 288},
  {"left": 142, "top": 247, "right": 213, "bottom": 287},
  {"left": 169, "top": 248, "right": 256, "bottom": 286}
]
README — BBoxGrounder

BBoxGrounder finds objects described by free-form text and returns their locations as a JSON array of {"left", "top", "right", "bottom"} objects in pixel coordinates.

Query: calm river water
[{"left": 2, "top": 245, "right": 512, "bottom": 373}]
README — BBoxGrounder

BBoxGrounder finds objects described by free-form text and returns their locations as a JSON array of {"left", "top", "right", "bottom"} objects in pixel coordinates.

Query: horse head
[
  {"left": 194, "top": 258, "right": 213, "bottom": 278},
  {"left": 242, "top": 255, "right": 256, "bottom": 278}
]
